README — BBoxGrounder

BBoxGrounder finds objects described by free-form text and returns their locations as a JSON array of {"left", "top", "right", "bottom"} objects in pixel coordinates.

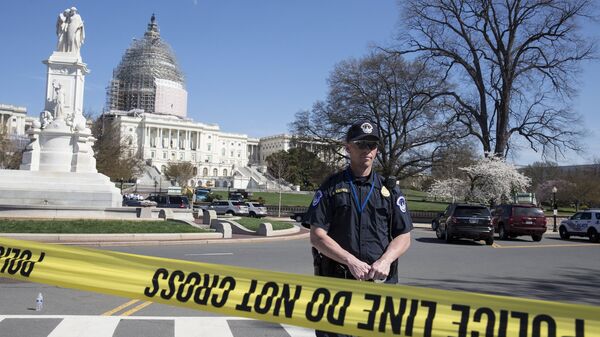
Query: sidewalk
[{"left": 0, "top": 221, "right": 560, "bottom": 247}]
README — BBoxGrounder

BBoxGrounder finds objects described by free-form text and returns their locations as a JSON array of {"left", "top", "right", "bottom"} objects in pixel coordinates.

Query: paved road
[{"left": 1, "top": 228, "right": 598, "bottom": 336}]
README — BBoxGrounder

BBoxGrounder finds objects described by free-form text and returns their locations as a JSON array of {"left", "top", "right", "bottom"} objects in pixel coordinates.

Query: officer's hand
[
  {"left": 347, "top": 257, "right": 371, "bottom": 281},
  {"left": 367, "top": 259, "right": 390, "bottom": 282}
]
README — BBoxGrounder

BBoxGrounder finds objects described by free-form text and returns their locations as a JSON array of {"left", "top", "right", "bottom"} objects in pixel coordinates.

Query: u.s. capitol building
[{"left": 103, "top": 16, "right": 302, "bottom": 190}]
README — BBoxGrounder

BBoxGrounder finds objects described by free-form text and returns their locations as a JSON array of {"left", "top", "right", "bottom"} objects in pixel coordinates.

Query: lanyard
[{"left": 346, "top": 168, "right": 376, "bottom": 214}]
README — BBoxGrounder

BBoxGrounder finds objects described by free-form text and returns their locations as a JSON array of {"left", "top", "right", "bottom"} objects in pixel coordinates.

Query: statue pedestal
[
  {"left": 0, "top": 170, "right": 122, "bottom": 207},
  {"left": 0, "top": 50, "right": 122, "bottom": 208},
  {"left": 20, "top": 120, "right": 97, "bottom": 173}
]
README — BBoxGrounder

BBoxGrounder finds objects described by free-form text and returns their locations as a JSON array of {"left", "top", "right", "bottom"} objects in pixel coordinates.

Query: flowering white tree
[
  {"left": 428, "top": 155, "right": 531, "bottom": 205},
  {"left": 428, "top": 178, "right": 467, "bottom": 203}
]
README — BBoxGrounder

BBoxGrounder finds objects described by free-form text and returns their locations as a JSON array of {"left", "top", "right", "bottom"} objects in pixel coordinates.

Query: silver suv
[
  {"left": 205, "top": 200, "right": 249, "bottom": 216},
  {"left": 246, "top": 202, "right": 268, "bottom": 218},
  {"left": 559, "top": 209, "right": 600, "bottom": 243}
]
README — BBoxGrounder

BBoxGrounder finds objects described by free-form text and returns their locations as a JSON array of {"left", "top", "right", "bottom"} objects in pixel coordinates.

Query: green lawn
[
  {"left": 211, "top": 189, "right": 448, "bottom": 211},
  {"left": 0, "top": 219, "right": 210, "bottom": 233},
  {"left": 234, "top": 217, "right": 295, "bottom": 231}
]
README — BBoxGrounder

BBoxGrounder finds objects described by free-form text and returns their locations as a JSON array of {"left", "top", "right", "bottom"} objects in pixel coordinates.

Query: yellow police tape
[{"left": 0, "top": 237, "right": 598, "bottom": 337}]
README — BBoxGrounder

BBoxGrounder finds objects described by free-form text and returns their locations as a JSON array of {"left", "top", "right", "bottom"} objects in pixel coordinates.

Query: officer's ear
[{"left": 344, "top": 143, "right": 351, "bottom": 154}]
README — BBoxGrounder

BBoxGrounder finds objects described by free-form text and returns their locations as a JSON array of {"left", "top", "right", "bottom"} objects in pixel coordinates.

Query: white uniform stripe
[
  {"left": 175, "top": 317, "right": 234, "bottom": 337},
  {"left": 282, "top": 324, "right": 314, "bottom": 337},
  {"left": 47, "top": 316, "right": 120, "bottom": 337}
]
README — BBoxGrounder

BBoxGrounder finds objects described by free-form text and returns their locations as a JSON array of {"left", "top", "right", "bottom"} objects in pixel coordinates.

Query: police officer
[{"left": 304, "top": 121, "right": 413, "bottom": 337}]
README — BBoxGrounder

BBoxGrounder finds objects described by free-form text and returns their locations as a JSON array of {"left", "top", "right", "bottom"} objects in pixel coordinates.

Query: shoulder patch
[
  {"left": 334, "top": 188, "right": 349, "bottom": 194},
  {"left": 312, "top": 190, "right": 324, "bottom": 207},
  {"left": 396, "top": 196, "right": 406, "bottom": 213},
  {"left": 381, "top": 186, "right": 390, "bottom": 197}
]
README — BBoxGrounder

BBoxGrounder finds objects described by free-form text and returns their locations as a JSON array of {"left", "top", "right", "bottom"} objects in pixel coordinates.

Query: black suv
[
  {"left": 146, "top": 195, "right": 190, "bottom": 209},
  {"left": 436, "top": 203, "right": 494, "bottom": 245}
]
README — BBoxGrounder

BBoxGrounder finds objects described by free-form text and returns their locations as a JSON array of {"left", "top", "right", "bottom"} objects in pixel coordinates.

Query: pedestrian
[{"left": 303, "top": 120, "right": 413, "bottom": 337}]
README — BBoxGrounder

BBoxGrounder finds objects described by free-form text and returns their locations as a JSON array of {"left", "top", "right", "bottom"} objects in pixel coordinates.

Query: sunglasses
[{"left": 351, "top": 141, "right": 378, "bottom": 150}]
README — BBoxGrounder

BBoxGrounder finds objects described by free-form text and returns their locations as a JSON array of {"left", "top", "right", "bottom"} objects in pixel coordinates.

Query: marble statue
[
  {"left": 52, "top": 81, "right": 65, "bottom": 119},
  {"left": 55, "top": 9, "right": 70, "bottom": 52},
  {"left": 40, "top": 110, "right": 54, "bottom": 128},
  {"left": 55, "top": 7, "right": 85, "bottom": 54}
]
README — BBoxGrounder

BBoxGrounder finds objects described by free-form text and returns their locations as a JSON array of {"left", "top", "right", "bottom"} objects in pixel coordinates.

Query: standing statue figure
[
  {"left": 55, "top": 8, "right": 71, "bottom": 52},
  {"left": 65, "top": 7, "right": 85, "bottom": 54},
  {"left": 52, "top": 81, "right": 65, "bottom": 120}
]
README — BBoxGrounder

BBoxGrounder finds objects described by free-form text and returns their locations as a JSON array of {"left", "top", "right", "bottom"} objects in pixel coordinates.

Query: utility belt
[{"left": 312, "top": 247, "right": 397, "bottom": 282}]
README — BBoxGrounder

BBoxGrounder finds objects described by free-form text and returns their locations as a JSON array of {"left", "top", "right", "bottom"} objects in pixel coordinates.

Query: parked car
[
  {"left": 122, "top": 198, "right": 157, "bottom": 207},
  {"left": 290, "top": 211, "right": 305, "bottom": 223},
  {"left": 436, "top": 203, "right": 494, "bottom": 245},
  {"left": 204, "top": 200, "right": 249, "bottom": 215},
  {"left": 145, "top": 195, "right": 190, "bottom": 209},
  {"left": 559, "top": 210, "right": 600, "bottom": 243},
  {"left": 246, "top": 202, "right": 268, "bottom": 217},
  {"left": 431, "top": 212, "right": 442, "bottom": 231},
  {"left": 491, "top": 204, "right": 547, "bottom": 241}
]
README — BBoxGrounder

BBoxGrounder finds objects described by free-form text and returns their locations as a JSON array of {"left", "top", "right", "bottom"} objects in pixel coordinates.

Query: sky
[{"left": 0, "top": 1, "right": 598, "bottom": 166}]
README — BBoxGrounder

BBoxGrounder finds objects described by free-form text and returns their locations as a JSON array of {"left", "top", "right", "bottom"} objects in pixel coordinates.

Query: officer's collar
[{"left": 346, "top": 167, "right": 376, "bottom": 185}]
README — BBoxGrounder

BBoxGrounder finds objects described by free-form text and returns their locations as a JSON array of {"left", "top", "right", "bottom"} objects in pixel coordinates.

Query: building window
[
  {"left": 179, "top": 153, "right": 184, "bottom": 160},
  {"left": 192, "top": 154, "right": 196, "bottom": 162},
  {"left": 161, "top": 165, "right": 166, "bottom": 173},
  {"left": 230, "top": 151, "right": 234, "bottom": 157},
  {"left": 151, "top": 151, "right": 155, "bottom": 158},
  {"left": 213, "top": 168, "right": 218, "bottom": 176},
  {"left": 163, "top": 152, "right": 167, "bottom": 159},
  {"left": 221, "top": 148, "right": 226, "bottom": 156},
  {"left": 193, "top": 167, "right": 198, "bottom": 176},
  {"left": 208, "top": 143, "right": 212, "bottom": 151},
  {"left": 223, "top": 169, "right": 228, "bottom": 176},
  {"left": 202, "top": 168, "right": 208, "bottom": 176}
]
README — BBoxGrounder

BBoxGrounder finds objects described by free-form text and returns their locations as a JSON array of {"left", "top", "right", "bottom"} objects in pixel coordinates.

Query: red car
[{"left": 491, "top": 204, "right": 547, "bottom": 241}]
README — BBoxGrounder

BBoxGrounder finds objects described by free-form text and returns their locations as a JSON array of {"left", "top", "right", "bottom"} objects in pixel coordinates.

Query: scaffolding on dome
[{"left": 105, "top": 14, "right": 185, "bottom": 115}]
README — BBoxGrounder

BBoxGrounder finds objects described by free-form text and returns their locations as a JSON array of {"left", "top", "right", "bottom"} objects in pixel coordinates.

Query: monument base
[{"left": 0, "top": 170, "right": 121, "bottom": 207}]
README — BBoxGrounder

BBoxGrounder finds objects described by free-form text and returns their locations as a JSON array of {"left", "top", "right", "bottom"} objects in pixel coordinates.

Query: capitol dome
[{"left": 106, "top": 14, "right": 188, "bottom": 118}]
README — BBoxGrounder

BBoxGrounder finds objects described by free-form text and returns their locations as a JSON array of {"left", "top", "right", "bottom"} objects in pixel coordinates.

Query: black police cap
[{"left": 346, "top": 121, "right": 380, "bottom": 142}]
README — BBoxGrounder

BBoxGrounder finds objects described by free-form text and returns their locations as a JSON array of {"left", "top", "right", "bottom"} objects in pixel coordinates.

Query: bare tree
[
  {"left": 164, "top": 162, "right": 195, "bottom": 188},
  {"left": 266, "top": 151, "right": 289, "bottom": 217},
  {"left": 0, "top": 129, "right": 23, "bottom": 169},
  {"left": 91, "top": 115, "right": 144, "bottom": 182},
  {"left": 291, "top": 51, "right": 459, "bottom": 179},
  {"left": 397, "top": 0, "right": 596, "bottom": 159}
]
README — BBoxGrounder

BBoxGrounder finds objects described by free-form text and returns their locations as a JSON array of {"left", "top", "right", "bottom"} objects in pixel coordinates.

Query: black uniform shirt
[{"left": 304, "top": 168, "right": 413, "bottom": 264}]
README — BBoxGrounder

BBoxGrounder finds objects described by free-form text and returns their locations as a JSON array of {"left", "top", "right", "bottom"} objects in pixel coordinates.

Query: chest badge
[{"left": 381, "top": 186, "right": 390, "bottom": 197}]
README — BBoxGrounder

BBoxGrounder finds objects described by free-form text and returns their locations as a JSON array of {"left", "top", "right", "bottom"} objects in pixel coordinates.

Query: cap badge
[{"left": 361, "top": 123, "right": 373, "bottom": 134}]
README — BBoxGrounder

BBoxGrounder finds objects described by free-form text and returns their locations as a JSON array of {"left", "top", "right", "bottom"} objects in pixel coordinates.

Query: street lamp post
[
  {"left": 154, "top": 179, "right": 158, "bottom": 193},
  {"left": 552, "top": 186, "right": 558, "bottom": 232}
]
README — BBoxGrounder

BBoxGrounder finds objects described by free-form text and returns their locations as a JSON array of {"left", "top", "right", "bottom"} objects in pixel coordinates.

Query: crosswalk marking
[
  {"left": 175, "top": 317, "right": 234, "bottom": 337},
  {"left": 47, "top": 316, "right": 120, "bottom": 337},
  {"left": 281, "top": 324, "right": 315, "bottom": 337},
  {"left": 0, "top": 315, "right": 314, "bottom": 337}
]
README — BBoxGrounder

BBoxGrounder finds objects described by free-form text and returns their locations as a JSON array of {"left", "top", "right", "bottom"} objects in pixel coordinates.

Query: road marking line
[
  {"left": 493, "top": 243, "right": 598, "bottom": 249},
  {"left": 282, "top": 324, "right": 314, "bottom": 337},
  {"left": 47, "top": 316, "right": 120, "bottom": 337},
  {"left": 175, "top": 317, "right": 234, "bottom": 337},
  {"left": 101, "top": 299, "right": 139, "bottom": 316},
  {"left": 120, "top": 301, "right": 153, "bottom": 316},
  {"left": 492, "top": 243, "right": 501, "bottom": 248},
  {"left": 184, "top": 253, "right": 234, "bottom": 256}
]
